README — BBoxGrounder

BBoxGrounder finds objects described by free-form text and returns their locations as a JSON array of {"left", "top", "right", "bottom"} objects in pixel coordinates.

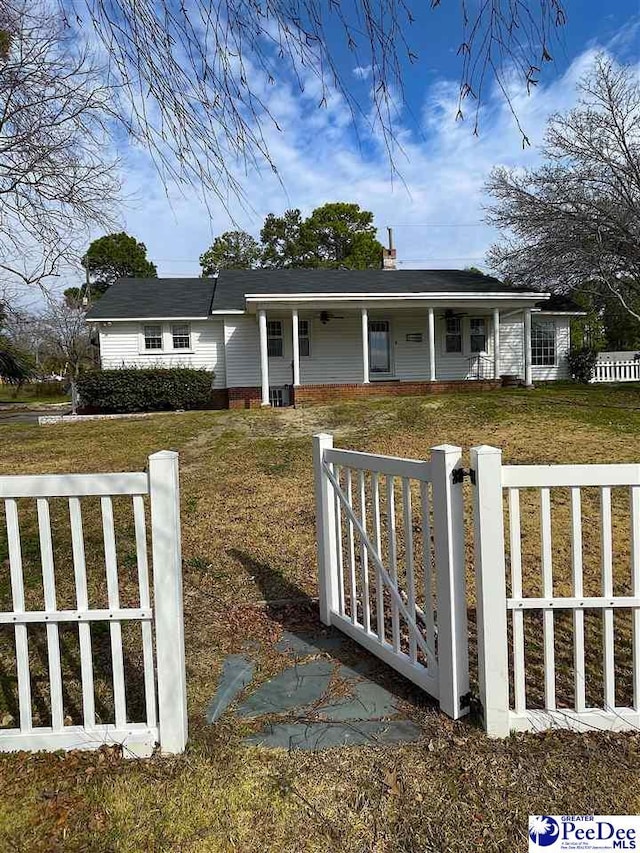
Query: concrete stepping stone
[
  {"left": 316, "top": 680, "right": 399, "bottom": 722},
  {"left": 274, "top": 630, "right": 347, "bottom": 657},
  {"left": 236, "top": 660, "right": 334, "bottom": 717},
  {"left": 244, "top": 719, "right": 422, "bottom": 750},
  {"left": 206, "top": 655, "right": 255, "bottom": 723}
]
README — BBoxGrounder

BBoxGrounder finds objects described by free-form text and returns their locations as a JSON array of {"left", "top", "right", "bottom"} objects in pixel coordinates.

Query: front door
[{"left": 369, "top": 320, "right": 392, "bottom": 376}]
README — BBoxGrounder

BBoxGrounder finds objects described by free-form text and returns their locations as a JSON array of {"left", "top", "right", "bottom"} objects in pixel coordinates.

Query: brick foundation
[
  {"left": 228, "top": 386, "right": 263, "bottom": 409},
  {"left": 225, "top": 380, "right": 502, "bottom": 409},
  {"left": 292, "top": 380, "right": 502, "bottom": 406},
  {"left": 208, "top": 389, "right": 230, "bottom": 409}
]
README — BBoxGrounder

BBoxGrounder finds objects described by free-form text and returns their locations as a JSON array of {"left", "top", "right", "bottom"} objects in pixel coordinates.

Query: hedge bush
[
  {"left": 77, "top": 368, "right": 214, "bottom": 413},
  {"left": 567, "top": 346, "right": 598, "bottom": 384}
]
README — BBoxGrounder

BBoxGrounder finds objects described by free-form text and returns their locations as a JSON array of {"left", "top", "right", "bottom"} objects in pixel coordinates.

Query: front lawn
[{"left": 1, "top": 385, "right": 639, "bottom": 852}]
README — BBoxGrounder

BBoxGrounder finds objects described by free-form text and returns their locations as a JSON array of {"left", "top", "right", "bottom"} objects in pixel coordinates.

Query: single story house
[{"left": 85, "top": 268, "right": 582, "bottom": 408}]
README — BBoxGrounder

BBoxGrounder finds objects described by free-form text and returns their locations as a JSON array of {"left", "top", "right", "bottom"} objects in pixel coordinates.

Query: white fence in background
[
  {"left": 314, "top": 434, "right": 469, "bottom": 720},
  {"left": 473, "top": 447, "right": 640, "bottom": 736},
  {"left": 592, "top": 359, "right": 640, "bottom": 383},
  {"left": 0, "top": 451, "right": 187, "bottom": 756}
]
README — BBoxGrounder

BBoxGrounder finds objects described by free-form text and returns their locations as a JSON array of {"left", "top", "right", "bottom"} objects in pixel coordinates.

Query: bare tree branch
[
  {"left": 486, "top": 56, "right": 640, "bottom": 320},
  {"left": 0, "top": 1, "right": 120, "bottom": 292}
]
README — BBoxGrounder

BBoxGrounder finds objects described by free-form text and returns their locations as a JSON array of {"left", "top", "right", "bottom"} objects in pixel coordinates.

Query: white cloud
[
  {"left": 353, "top": 65, "right": 373, "bottom": 80},
  {"left": 62, "top": 29, "right": 634, "bottom": 287}
]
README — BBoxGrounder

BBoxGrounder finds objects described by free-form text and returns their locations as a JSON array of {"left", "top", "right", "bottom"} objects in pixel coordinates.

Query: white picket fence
[
  {"left": 0, "top": 451, "right": 187, "bottom": 756},
  {"left": 474, "top": 447, "right": 640, "bottom": 736},
  {"left": 315, "top": 434, "right": 640, "bottom": 737},
  {"left": 592, "top": 359, "right": 640, "bottom": 383},
  {"left": 314, "top": 434, "right": 469, "bottom": 720}
]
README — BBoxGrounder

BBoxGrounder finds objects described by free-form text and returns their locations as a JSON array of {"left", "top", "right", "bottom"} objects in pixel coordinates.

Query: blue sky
[{"left": 77, "top": 0, "right": 640, "bottom": 286}]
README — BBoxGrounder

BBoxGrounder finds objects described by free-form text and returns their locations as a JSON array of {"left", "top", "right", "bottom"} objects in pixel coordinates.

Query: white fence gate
[
  {"left": 313, "top": 434, "right": 469, "bottom": 720},
  {"left": 592, "top": 359, "right": 640, "bottom": 383},
  {"left": 315, "top": 433, "right": 640, "bottom": 737},
  {"left": 0, "top": 451, "right": 187, "bottom": 755}
]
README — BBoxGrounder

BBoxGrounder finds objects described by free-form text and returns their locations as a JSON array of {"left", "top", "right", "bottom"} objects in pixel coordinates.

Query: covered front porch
[{"left": 250, "top": 297, "right": 538, "bottom": 407}]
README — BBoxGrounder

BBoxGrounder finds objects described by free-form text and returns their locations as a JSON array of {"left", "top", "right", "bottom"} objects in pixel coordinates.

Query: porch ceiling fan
[
  {"left": 444, "top": 308, "right": 467, "bottom": 319},
  {"left": 319, "top": 310, "right": 344, "bottom": 324}
]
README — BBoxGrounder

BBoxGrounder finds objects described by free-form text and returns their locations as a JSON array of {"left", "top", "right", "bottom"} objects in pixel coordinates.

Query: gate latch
[{"left": 452, "top": 468, "right": 476, "bottom": 485}]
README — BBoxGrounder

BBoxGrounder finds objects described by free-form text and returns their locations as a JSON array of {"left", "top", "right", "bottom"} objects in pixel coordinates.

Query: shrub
[
  {"left": 567, "top": 346, "right": 598, "bottom": 384},
  {"left": 77, "top": 368, "right": 214, "bottom": 413}
]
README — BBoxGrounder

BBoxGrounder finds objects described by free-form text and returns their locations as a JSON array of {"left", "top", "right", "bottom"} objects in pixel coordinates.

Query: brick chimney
[{"left": 382, "top": 226, "right": 396, "bottom": 270}]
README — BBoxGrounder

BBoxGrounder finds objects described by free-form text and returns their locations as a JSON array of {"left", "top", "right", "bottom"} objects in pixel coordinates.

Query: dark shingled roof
[
  {"left": 535, "top": 294, "right": 585, "bottom": 313},
  {"left": 85, "top": 278, "right": 215, "bottom": 320},
  {"left": 211, "top": 268, "right": 532, "bottom": 311},
  {"left": 86, "top": 269, "right": 550, "bottom": 320}
]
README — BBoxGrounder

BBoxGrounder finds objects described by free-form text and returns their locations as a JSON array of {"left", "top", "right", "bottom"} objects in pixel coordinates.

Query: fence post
[
  {"left": 470, "top": 445, "right": 510, "bottom": 737},
  {"left": 148, "top": 450, "right": 188, "bottom": 754},
  {"left": 430, "top": 444, "right": 469, "bottom": 720},
  {"left": 313, "top": 433, "right": 338, "bottom": 626}
]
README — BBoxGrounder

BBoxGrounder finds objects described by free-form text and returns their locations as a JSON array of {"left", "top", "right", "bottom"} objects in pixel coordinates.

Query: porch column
[
  {"left": 492, "top": 308, "right": 500, "bottom": 380},
  {"left": 523, "top": 307, "right": 533, "bottom": 387},
  {"left": 292, "top": 308, "right": 300, "bottom": 387},
  {"left": 428, "top": 308, "right": 436, "bottom": 381},
  {"left": 258, "top": 309, "right": 270, "bottom": 406},
  {"left": 361, "top": 307, "right": 370, "bottom": 384}
]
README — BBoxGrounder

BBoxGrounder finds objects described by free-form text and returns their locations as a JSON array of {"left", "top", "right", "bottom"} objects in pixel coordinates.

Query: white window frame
[
  {"left": 267, "top": 319, "right": 284, "bottom": 358},
  {"left": 444, "top": 317, "right": 463, "bottom": 354},
  {"left": 468, "top": 317, "right": 488, "bottom": 354},
  {"left": 298, "top": 319, "right": 311, "bottom": 358},
  {"left": 531, "top": 318, "right": 557, "bottom": 367},
  {"left": 143, "top": 324, "right": 163, "bottom": 351},
  {"left": 171, "top": 323, "right": 191, "bottom": 350}
]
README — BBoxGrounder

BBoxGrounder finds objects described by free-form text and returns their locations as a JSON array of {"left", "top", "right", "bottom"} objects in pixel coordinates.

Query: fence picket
[
  {"left": 540, "top": 488, "right": 556, "bottom": 710},
  {"left": 402, "top": 478, "right": 418, "bottom": 663},
  {"left": 600, "top": 487, "right": 615, "bottom": 710},
  {"left": 358, "top": 471, "right": 371, "bottom": 633},
  {"left": 333, "top": 466, "right": 345, "bottom": 616},
  {"left": 345, "top": 470, "right": 357, "bottom": 625},
  {"left": 37, "top": 498, "right": 64, "bottom": 731},
  {"left": 68, "top": 498, "right": 95, "bottom": 730},
  {"left": 5, "top": 499, "right": 32, "bottom": 731},
  {"left": 508, "top": 489, "right": 526, "bottom": 714},
  {"left": 133, "top": 495, "right": 156, "bottom": 728},
  {"left": 632, "top": 486, "right": 640, "bottom": 711},
  {"left": 386, "top": 475, "right": 401, "bottom": 653},
  {"left": 570, "top": 487, "right": 586, "bottom": 713},
  {"left": 420, "top": 481, "right": 435, "bottom": 653},
  {"left": 371, "top": 473, "right": 385, "bottom": 642},
  {"left": 101, "top": 496, "right": 127, "bottom": 730}
]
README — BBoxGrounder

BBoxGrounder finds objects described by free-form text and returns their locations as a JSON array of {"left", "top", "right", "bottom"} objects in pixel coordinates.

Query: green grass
[{"left": 1, "top": 385, "right": 640, "bottom": 851}]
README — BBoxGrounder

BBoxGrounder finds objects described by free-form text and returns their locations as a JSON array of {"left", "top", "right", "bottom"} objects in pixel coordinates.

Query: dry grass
[{"left": 1, "top": 385, "right": 640, "bottom": 851}]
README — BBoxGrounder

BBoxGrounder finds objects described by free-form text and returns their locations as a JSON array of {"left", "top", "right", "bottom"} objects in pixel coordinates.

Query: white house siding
[
  {"left": 224, "top": 313, "right": 364, "bottom": 387},
  {"left": 498, "top": 312, "right": 570, "bottom": 380},
  {"left": 298, "top": 314, "right": 363, "bottom": 385},
  {"left": 498, "top": 315, "right": 524, "bottom": 376},
  {"left": 98, "top": 310, "right": 572, "bottom": 391},
  {"left": 98, "top": 319, "right": 227, "bottom": 388},
  {"left": 533, "top": 315, "right": 571, "bottom": 381}
]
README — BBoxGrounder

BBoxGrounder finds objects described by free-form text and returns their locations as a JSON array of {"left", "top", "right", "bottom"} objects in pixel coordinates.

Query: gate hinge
[
  {"left": 452, "top": 468, "right": 476, "bottom": 485},
  {"left": 459, "top": 691, "right": 473, "bottom": 710}
]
